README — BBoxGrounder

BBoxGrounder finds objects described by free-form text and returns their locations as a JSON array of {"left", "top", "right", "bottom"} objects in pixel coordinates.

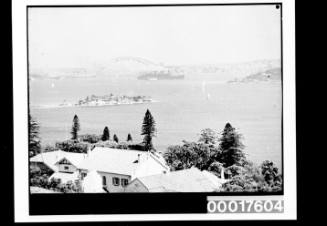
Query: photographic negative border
[{"left": 13, "top": 0, "right": 296, "bottom": 222}]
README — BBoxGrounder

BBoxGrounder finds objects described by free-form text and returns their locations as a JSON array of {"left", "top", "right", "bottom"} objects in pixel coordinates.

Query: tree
[
  {"left": 71, "top": 115, "right": 80, "bottom": 140},
  {"left": 29, "top": 114, "right": 41, "bottom": 157},
  {"left": 164, "top": 141, "right": 220, "bottom": 171},
  {"left": 260, "top": 160, "right": 282, "bottom": 187},
  {"left": 113, "top": 134, "right": 119, "bottom": 143},
  {"left": 141, "top": 109, "right": 156, "bottom": 151},
  {"left": 199, "top": 128, "right": 217, "bottom": 144},
  {"left": 220, "top": 160, "right": 282, "bottom": 192},
  {"left": 127, "top": 133, "right": 133, "bottom": 142},
  {"left": 101, "top": 126, "right": 110, "bottom": 141},
  {"left": 219, "top": 123, "right": 246, "bottom": 167}
]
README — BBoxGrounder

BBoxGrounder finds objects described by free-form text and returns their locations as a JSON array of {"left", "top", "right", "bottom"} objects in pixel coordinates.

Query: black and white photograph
[{"left": 12, "top": 0, "right": 296, "bottom": 222}]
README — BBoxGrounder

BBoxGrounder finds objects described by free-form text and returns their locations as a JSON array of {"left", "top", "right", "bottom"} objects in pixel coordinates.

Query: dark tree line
[{"left": 31, "top": 109, "right": 158, "bottom": 155}]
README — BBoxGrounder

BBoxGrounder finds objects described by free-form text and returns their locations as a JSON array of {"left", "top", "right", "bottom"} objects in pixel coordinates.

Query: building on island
[
  {"left": 30, "top": 150, "right": 87, "bottom": 183},
  {"left": 124, "top": 167, "right": 228, "bottom": 192},
  {"left": 78, "top": 147, "right": 170, "bottom": 193}
]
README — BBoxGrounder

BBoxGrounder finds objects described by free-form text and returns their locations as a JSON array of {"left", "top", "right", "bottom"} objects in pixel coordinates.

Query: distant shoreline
[{"left": 31, "top": 100, "right": 159, "bottom": 110}]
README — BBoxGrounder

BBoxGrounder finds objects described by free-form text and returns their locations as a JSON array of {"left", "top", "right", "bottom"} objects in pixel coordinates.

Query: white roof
[
  {"left": 30, "top": 150, "right": 87, "bottom": 171},
  {"left": 78, "top": 147, "right": 163, "bottom": 176},
  {"left": 134, "top": 167, "right": 225, "bottom": 192}
]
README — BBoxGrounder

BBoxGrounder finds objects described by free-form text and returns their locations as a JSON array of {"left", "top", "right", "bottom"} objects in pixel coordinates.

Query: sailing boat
[{"left": 202, "top": 81, "right": 211, "bottom": 100}]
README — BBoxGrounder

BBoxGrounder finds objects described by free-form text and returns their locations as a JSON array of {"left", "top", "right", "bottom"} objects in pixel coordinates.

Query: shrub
[
  {"left": 79, "top": 134, "right": 101, "bottom": 144},
  {"left": 260, "top": 160, "right": 280, "bottom": 185},
  {"left": 48, "top": 178, "right": 61, "bottom": 189},
  {"left": 94, "top": 141, "right": 129, "bottom": 150},
  {"left": 127, "top": 143, "right": 146, "bottom": 151},
  {"left": 55, "top": 140, "right": 89, "bottom": 153},
  {"left": 220, "top": 160, "right": 282, "bottom": 192},
  {"left": 30, "top": 174, "right": 49, "bottom": 188},
  {"left": 43, "top": 145, "right": 56, "bottom": 153},
  {"left": 30, "top": 164, "right": 41, "bottom": 177},
  {"left": 208, "top": 161, "right": 224, "bottom": 177}
]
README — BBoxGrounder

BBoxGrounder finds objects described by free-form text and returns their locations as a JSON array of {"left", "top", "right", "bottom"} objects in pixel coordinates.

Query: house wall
[
  {"left": 124, "top": 179, "right": 148, "bottom": 192},
  {"left": 97, "top": 171, "right": 131, "bottom": 193},
  {"left": 57, "top": 163, "right": 77, "bottom": 173}
]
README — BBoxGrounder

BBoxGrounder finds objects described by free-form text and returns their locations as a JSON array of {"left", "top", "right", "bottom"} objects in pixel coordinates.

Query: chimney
[
  {"left": 56, "top": 150, "right": 61, "bottom": 161},
  {"left": 220, "top": 167, "right": 225, "bottom": 180},
  {"left": 137, "top": 154, "right": 141, "bottom": 163},
  {"left": 86, "top": 146, "right": 92, "bottom": 157}
]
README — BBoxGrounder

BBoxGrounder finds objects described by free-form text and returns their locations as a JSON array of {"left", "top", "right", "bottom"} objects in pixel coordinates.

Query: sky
[{"left": 28, "top": 5, "right": 281, "bottom": 69}]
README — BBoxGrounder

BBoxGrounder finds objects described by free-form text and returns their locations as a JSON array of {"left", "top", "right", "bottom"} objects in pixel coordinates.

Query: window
[
  {"left": 121, "top": 179, "right": 129, "bottom": 187},
  {"left": 102, "top": 176, "right": 107, "bottom": 186},
  {"left": 112, "top": 177, "right": 120, "bottom": 186},
  {"left": 64, "top": 166, "right": 69, "bottom": 170},
  {"left": 81, "top": 172, "right": 87, "bottom": 179}
]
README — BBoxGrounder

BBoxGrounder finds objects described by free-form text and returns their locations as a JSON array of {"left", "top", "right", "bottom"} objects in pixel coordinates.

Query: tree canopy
[
  {"left": 164, "top": 141, "right": 221, "bottom": 171},
  {"left": 198, "top": 128, "right": 217, "bottom": 144}
]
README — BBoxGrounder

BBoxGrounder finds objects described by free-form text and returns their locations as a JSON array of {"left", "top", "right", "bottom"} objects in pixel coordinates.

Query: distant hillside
[
  {"left": 95, "top": 56, "right": 167, "bottom": 78},
  {"left": 29, "top": 57, "right": 167, "bottom": 80},
  {"left": 172, "top": 59, "right": 280, "bottom": 75},
  {"left": 29, "top": 67, "right": 97, "bottom": 80},
  {"left": 29, "top": 57, "right": 281, "bottom": 81},
  {"left": 228, "top": 67, "right": 281, "bottom": 83}
]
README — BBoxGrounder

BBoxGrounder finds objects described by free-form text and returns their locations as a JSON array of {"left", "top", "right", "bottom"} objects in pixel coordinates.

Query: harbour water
[{"left": 30, "top": 77, "right": 282, "bottom": 169}]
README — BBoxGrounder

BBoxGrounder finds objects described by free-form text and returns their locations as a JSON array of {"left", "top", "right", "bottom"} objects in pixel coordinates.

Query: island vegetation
[{"left": 59, "top": 93, "right": 154, "bottom": 108}]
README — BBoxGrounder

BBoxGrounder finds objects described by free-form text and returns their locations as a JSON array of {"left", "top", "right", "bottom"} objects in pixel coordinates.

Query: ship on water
[{"left": 137, "top": 70, "right": 185, "bottom": 80}]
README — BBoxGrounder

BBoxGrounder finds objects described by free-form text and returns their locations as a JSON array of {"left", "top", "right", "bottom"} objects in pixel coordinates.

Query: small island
[
  {"left": 138, "top": 70, "right": 185, "bottom": 81},
  {"left": 59, "top": 93, "right": 155, "bottom": 108}
]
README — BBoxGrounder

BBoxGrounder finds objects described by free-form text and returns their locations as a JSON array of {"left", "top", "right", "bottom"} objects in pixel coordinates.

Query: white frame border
[{"left": 12, "top": 0, "right": 296, "bottom": 222}]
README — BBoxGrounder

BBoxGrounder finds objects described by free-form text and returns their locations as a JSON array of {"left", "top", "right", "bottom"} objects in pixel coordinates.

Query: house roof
[
  {"left": 133, "top": 167, "right": 226, "bottom": 192},
  {"left": 30, "top": 150, "right": 87, "bottom": 171},
  {"left": 78, "top": 147, "right": 164, "bottom": 176}
]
